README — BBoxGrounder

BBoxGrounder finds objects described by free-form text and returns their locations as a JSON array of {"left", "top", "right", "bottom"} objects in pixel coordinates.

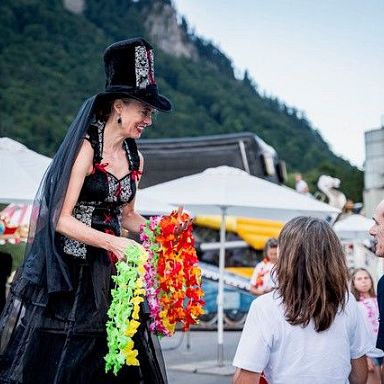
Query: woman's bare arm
[
  {"left": 121, "top": 197, "right": 146, "bottom": 233},
  {"left": 55, "top": 140, "right": 135, "bottom": 261}
]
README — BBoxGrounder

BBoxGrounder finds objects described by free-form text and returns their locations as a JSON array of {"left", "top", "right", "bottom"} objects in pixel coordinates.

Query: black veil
[
  {"left": 0, "top": 94, "right": 168, "bottom": 384},
  {"left": 22, "top": 95, "right": 98, "bottom": 294}
]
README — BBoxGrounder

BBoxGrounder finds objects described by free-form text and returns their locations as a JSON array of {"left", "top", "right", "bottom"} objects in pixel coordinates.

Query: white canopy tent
[
  {"left": 135, "top": 191, "right": 175, "bottom": 216},
  {"left": 141, "top": 166, "right": 340, "bottom": 222},
  {"left": 141, "top": 166, "right": 339, "bottom": 366},
  {"left": 0, "top": 138, "right": 52, "bottom": 204},
  {"left": 333, "top": 214, "right": 374, "bottom": 241},
  {"left": 333, "top": 214, "right": 380, "bottom": 283}
]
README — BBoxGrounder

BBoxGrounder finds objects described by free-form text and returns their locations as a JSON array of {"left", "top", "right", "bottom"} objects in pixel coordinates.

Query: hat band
[{"left": 104, "top": 84, "right": 159, "bottom": 97}]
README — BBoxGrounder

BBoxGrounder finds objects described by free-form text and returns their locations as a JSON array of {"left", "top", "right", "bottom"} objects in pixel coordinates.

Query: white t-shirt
[
  {"left": 296, "top": 179, "right": 309, "bottom": 193},
  {"left": 250, "top": 260, "right": 275, "bottom": 291},
  {"left": 233, "top": 292, "right": 373, "bottom": 384},
  {"left": 357, "top": 297, "right": 384, "bottom": 358}
]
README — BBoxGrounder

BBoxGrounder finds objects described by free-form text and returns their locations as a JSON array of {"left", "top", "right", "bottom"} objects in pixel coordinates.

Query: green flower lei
[{"left": 104, "top": 243, "right": 148, "bottom": 375}]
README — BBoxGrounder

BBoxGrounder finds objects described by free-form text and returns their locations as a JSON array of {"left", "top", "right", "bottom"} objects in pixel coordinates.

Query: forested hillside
[{"left": 0, "top": 0, "right": 363, "bottom": 200}]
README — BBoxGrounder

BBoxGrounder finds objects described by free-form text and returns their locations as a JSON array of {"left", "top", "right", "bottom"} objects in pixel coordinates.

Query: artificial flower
[
  {"left": 105, "top": 243, "right": 148, "bottom": 375},
  {"left": 140, "top": 209, "right": 205, "bottom": 337}
]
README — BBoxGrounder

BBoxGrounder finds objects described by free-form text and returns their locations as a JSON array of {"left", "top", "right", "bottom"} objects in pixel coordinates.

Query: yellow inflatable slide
[{"left": 194, "top": 215, "right": 284, "bottom": 279}]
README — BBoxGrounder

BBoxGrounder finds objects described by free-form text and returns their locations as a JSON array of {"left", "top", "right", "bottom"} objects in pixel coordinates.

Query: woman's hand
[
  {"left": 174, "top": 218, "right": 194, "bottom": 236},
  {"left": 173, "top": 207, "right": 194, "bottom": 236},
  {"left": 109, "top": 236, "right": 139, "bottom": 262}
]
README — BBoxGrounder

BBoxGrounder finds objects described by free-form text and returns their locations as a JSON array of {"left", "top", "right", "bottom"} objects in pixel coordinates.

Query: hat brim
[{"left": 96, "top": 90, "right": 172, "bottom": 112}]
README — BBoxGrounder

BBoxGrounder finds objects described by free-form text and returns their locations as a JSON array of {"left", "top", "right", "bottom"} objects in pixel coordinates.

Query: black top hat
[{"left": 98, "top": 37, "right": 172, "bottom": 112}]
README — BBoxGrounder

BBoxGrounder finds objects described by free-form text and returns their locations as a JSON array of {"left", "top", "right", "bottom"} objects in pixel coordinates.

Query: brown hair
[
  {"left": 351, "top": 268, "right": 376, "bottom": 300},
  {"left": 275, "top": 216, "right": 348, "bottom": 332},
  {"left": 263, "top": 238, "right": 278, "bottom": 258}
]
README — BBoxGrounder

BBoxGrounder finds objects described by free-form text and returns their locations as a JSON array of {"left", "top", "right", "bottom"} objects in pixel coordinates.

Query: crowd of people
[
  {"left": 236, "top": 217, "right": 373, "bottom": 384},
  {"left": 234, "top": 200, "right": 384, "bottom": 384}
]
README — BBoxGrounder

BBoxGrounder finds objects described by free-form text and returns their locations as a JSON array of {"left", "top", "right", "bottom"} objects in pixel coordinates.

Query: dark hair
[
  {"left": 94, "top": 97, "right": 134, "bottom": 122},
  {"left": 275, "top": 216, "right": 348, "bottom": 332},
  {"left": 351, "top": 268, "right": 376, "bottom": 300},
  {"left": 263, "top": 238, "right": 278, "bottom": 258}
]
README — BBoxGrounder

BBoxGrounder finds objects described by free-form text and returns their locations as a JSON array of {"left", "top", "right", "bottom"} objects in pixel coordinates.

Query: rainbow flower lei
[
  {"left": 105, "top": 210, "right": 204, "bottom": 374},
  {"left": 105, "top": 243, "right": 148, "bottom": 375},
  {"left": 140, "top": 210, "right": 205, "bottom": 336}
]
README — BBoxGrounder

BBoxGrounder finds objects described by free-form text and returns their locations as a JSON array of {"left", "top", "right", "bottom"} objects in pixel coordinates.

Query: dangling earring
[{"left": 117, "top": 116, "right": 122, "bottom": 124}]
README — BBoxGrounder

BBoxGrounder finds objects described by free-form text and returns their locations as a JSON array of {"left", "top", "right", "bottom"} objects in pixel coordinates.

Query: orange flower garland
[{"left": 140, "top": 210, "right": 205, "bottom": 336}]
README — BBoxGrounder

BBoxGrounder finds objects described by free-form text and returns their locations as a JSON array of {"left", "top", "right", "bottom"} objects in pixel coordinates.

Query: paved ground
[{"left": 161, "top": 330, "right": 242, "bottom": 384}]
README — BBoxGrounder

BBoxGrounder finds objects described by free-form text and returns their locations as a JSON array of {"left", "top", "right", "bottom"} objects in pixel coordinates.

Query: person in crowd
[
  {"left": 249, "top": 238, "right": 278, "bottom": 296},
  {"left": 0, "top": 37, "right": 189, "bottom": 384},
  {"left": 351, "top": 268, "right": 383, "bottom": 384},
  {"left": 295, "top": 173, "right": 310, "bottom": 195},
  {"left": 369, "top": 199, "right": 384, "bottom": 383},
  {"left": 233, "top": 216, "right": 373, "bottom": 384}
]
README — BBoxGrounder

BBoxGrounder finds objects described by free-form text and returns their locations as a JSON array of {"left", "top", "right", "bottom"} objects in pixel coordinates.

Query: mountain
[{"left": 0, "top": 0, "right": 363, "bottom": 201}]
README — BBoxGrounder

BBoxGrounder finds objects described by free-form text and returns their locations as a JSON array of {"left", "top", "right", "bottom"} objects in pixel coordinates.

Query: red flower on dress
[
  {"left": 92, "top": 162, "right": 109, "bottom": 174},
  {"left": 130, "top": 170, "right": 142, "bottom": 181}
]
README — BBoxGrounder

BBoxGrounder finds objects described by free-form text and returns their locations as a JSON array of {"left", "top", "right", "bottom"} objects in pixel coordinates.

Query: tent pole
[{"left": 217, "top": 206, "right": 227, "bottom": 366}]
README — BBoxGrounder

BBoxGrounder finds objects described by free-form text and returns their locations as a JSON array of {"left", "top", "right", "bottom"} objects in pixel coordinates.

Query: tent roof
[
  {"left": 0, "top": 137, "right": 51, "bottom": 204},
  {"left": 142, "top": 166, "right": 339, "bottom": 222},
  {"left": 333, "top": 214, "right": 374, "bottom": 240}
]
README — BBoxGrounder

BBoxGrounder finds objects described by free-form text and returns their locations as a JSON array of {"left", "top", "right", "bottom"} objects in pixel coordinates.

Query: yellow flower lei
[{"left": 104, "top": 243, "right": 147, "bottom": 375}]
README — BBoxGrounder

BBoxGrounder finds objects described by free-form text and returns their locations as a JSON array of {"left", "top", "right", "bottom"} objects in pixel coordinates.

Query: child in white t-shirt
[
  {"left": 249, "top": 238, "right": 278, "bottom": 296},
  {"left": 233, "top": 217, "right": 375, "bottom": 384}
]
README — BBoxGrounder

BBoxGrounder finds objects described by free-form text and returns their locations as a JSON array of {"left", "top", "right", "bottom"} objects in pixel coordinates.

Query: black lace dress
[{"left": 0, "top": 122, "right": 167, "bottom": 384}]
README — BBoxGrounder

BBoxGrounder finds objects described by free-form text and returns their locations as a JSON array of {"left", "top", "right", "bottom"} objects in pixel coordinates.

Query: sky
[{"left": 172, "top": 0, "right": 384, "bottom": 169}]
